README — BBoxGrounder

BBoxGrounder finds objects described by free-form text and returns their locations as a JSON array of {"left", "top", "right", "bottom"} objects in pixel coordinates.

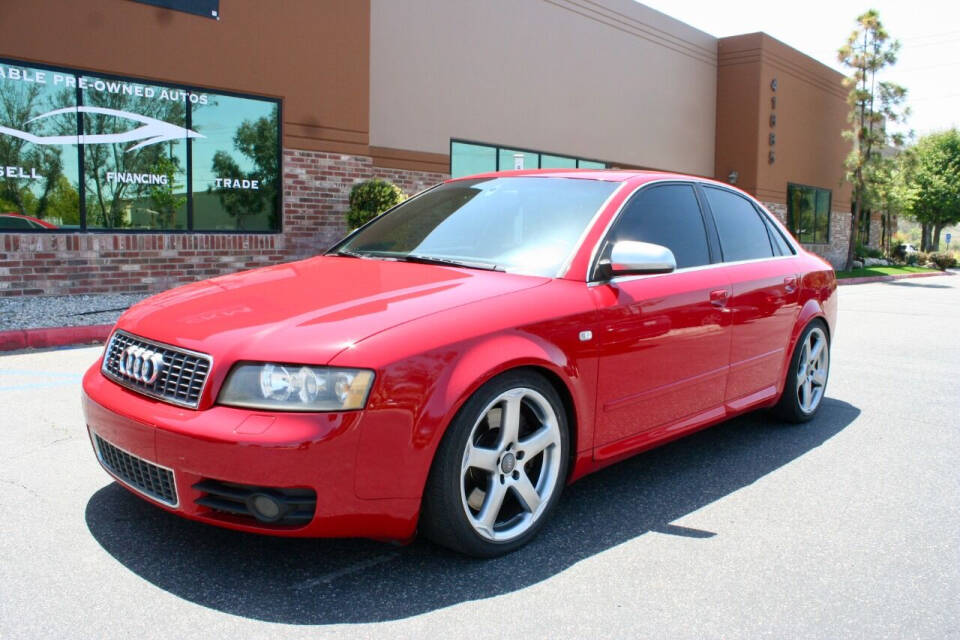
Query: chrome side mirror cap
[{"left": 602, "top": 241, "right": 677, "bottom": 278}]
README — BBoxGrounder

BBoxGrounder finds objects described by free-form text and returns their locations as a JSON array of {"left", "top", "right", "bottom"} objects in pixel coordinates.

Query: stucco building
[{"left": 0, "top": 0, "right": 863, "bottom": 297}]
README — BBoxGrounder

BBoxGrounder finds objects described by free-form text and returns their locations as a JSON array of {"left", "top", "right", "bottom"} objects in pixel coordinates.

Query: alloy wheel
[{"left": 459, "top": 387, "right": 563, "bottom": 542}]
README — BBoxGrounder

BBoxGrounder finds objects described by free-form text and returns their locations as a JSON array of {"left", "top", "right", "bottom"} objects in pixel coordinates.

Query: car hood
[{"left": 116, "top": 256, "right": 548, "bottom": 365}]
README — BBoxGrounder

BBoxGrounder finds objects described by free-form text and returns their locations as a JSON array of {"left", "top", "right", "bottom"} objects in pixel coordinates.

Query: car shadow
[{"left": 85, "top": 398, "right": 859, "bottom": 625}]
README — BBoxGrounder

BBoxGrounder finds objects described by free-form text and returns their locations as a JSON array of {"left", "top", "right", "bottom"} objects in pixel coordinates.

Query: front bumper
[{"left": 82, "top": 364, "right": 419, "bottom": 540}]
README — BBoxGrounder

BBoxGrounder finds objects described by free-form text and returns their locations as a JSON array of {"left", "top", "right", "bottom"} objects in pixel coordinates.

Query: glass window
[
  {"left": 499, "top": 148, "right": 538, "bottom": 171},
  {"left": 192, "top": 95, "right": 278, "bottom": 231},
  {"left": 336, "top": 177, "right": 618, "bottom": 277},
  {"left": 577, "top": 160, "right": 606, "bottom": 169},
  {"left": 80, "top": 75, "right": 188, "bottom": 230},
  {"left": 609, "top": 184, "right": 711, "bottom": 269},
  {"left": 787, "top": 183, "right": 831, "bottom": 244},
  {"left": 451, "top": 142, "right": 496, "bottom": 178},
  {"left": 0, "top": 61, "right": 81, "bottom": 230},
  {"left": 540, "top": 154, "right": 576, "bottom": 169},
  {"left": 450, "top": 140, "right": 606, "bottom": 177},
  {"left": 762, "top": 215, "right": 794, "bottom": 256},
  {"left": 703, "top": 187, "right": 774, "bottom": 262},
  {"left": 0, "top": 57, "right": 281, "bottom": 233}
]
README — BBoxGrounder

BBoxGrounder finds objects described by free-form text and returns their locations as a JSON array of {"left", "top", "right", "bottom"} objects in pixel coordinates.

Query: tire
[
  {"left": 420, "top": 371, "right": 570, "bottom": 557},
  {"left": 773, "top": 319, "right": 830, "bottom": 423}
]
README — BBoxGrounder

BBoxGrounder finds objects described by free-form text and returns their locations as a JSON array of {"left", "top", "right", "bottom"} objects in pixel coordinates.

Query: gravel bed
[{"left": 0, "top": 293, "right": 152, "bottom": 331}]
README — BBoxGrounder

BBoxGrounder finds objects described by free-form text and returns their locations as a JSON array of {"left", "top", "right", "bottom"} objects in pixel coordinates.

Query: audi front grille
[
  {"left": 93, "top": 433, "right": 178, "bottom": 507},
  {"left": 102, "top": 330, "right": 212, "bottom": 409}
]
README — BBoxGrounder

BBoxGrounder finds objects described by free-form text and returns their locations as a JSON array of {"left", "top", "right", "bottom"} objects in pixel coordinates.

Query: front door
[{"left": 593, "top": 183, "right": 732, "bottom": 450}]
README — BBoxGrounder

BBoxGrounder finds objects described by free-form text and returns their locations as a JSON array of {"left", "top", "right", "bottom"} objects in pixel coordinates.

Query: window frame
[
  {"left": 787, "top": 182, "right": 831, "bottom": 245},
  {"left": 587, "top": 180, "right": 799, "bottom": 282},
  {"left": 0, "top": 56, "right": 282, "bottom": 234},
  {"left": 449, "top": 138, "right": 607, "bottom": 176}
]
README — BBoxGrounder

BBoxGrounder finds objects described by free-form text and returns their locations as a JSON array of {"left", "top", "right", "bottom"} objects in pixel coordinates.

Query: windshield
[{"left": 330, "top": 177, "right": 619, "bottom": 277}]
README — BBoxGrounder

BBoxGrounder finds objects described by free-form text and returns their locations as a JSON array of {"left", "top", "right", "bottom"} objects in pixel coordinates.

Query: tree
[
  {"left": 899, "top": 130, "right": 960, "bottom": 251},
  {"left": 210, "top": 106, "right": 279, "bottom": 230},
  {"left": 838, "top": 10, "right": 908, "bottom": 269},
  {"left": 0, "top": 82, "right": 75, "bottom": 222}
]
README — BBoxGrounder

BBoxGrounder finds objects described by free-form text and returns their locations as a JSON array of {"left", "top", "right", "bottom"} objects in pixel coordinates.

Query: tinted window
[
  {"left": 703, "top": 187, "right": 774, "bottom": 262},
  {"left": 608, "top": 184, "right": 710, "bottom": 269},
  {"left": 787, "top": 183, "right": 830, "bottom": 244},
  {"left": 763, "top": 215, "right": 794, "bottom": 256}
]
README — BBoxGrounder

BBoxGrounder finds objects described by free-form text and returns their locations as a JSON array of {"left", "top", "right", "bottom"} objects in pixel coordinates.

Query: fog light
[{"left": 246, "top": 492, "right": 285, "bottom": 523}]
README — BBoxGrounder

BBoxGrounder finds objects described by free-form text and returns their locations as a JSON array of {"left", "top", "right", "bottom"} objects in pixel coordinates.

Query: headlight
[{"left": 218, "top": 363, "right": 374, "bottom": 411}]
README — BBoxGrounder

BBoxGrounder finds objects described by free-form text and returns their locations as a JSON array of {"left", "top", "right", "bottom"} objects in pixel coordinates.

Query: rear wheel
[
  {"left": 774, "top": 320, "right": 830, "bottom": 423},
  {"left": 421, "top": 371, "right": 569, "bottom": 557}
]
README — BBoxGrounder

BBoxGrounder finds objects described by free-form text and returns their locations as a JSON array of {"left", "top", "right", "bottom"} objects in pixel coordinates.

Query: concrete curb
[
  {"left": 838, "top": 270, "right": 952, "bottom": 286},
  {"left": 0, "top": 324, "right": 112, "bottom": 352}
]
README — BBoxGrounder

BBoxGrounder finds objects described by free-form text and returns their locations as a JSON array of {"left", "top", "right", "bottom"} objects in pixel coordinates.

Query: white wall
[{"left": 370, "top": 0, "right": 718, "bottom": 175}]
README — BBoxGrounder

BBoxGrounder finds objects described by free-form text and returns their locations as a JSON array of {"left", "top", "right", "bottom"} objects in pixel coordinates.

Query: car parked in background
[
  {"left": 82, "top": 170, "right": 837, "bottom": 557},
  {"left": 0, "top": 212, "right": 58, "bottom": 230}
]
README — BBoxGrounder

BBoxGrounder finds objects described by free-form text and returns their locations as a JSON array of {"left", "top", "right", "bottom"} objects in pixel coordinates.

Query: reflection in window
[
  {"left": 81, "top": 76, "right": 188, "bottom": 230},
  {"left": 192, "top": 96, "right": 278, "bottom": 231},
  {"left": 450, "top": 139, "right": 606, "bottom": 177},
  {"left": 0, "top": 58, "right": 281, "bottom": 233},
  {"left": 0, "top": 62, "right": 80, "bottom": 230},
  {"left": 787, "top": 183, "right": 830, "bottom": 244}
]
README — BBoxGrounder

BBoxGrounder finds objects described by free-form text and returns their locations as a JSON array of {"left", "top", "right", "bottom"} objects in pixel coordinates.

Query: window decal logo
[{"left": 0, "top": 106, "right": 204, "bottom": 152}]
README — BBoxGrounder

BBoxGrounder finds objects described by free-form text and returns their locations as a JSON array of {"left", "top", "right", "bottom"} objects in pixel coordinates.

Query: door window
[
  {"left": 608, "top": 184, "right": 711, "bottom": 269},
  {"left": 703, "top": 187, "right": 774, "bottom": 262}
]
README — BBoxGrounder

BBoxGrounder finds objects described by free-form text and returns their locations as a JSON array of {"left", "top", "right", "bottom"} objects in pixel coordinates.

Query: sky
[{"left": 640, "top": 0, "right": 960, "bottom": 137}]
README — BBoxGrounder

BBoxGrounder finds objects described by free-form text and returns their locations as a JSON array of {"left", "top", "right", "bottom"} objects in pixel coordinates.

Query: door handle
[
  {"left": 784, "top": 275, "right": 798, "bottom": 293},
  {"left": 709, "top": 289, "right": 730, "bottom": 307}
]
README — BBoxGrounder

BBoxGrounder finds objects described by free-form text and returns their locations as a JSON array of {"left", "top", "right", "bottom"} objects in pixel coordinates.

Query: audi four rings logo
[{"left": 118, "top": 346, "right": 165, "bottom": 384}]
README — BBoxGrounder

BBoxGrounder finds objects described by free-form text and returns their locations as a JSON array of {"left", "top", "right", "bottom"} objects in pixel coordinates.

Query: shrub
[
  {"left": 889, "top": 238, "right": 905, "bottom": 261},
  {"left": 346, "top": 179, "right": 406, "bottom": 229},
  {"left": 905, "top": 252, "right": 919, "bottom": 266},
  {"left": 916, "top": 251, "right": 932, "bottom": 267},
  {"left": 855, "top": 243, "right": 883, "bottom": 260},
  {"left": 928, "top": 252, "right": 957, "bottom": 270}
]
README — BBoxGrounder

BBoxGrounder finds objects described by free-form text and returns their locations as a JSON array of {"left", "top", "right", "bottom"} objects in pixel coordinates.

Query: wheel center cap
[{"left": 500, "top": 452, "right": 517, "bottom": 474}]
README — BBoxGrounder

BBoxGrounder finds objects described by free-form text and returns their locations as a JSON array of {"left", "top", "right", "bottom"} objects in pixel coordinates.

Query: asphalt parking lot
[{"left": 2, "top": 274, "right": 958, "bottom": 639}]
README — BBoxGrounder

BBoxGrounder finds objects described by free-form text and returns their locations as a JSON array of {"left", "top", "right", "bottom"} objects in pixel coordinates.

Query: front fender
[{"left": 352, "top": 330, "right": 593, "bottom": 500}]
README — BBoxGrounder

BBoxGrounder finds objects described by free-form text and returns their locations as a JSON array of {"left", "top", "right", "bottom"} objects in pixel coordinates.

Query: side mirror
[{"left": 599, "top": 241, "right": 676, "bottom": 278}]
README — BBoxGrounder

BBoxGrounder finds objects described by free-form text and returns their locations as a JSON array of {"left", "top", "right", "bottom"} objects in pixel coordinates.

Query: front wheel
[
  {"left": 420, "top": 371, "right": 569, "bottom": 557},
  {"left": 773, "top": 320, "right": 830, "bottom": 423}
]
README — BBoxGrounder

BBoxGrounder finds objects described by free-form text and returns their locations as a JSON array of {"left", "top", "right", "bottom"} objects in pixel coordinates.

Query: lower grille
[
  {"left": 94, "top": 434, "right": 178, "bottom": 507},
  {"left": 193, "top": 479, "right": 316, "bottom": 527}
]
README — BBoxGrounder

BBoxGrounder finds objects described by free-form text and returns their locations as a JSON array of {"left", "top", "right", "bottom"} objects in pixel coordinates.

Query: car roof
[{"left": 445, "top": 168, "right": 731, "bottom": 188}]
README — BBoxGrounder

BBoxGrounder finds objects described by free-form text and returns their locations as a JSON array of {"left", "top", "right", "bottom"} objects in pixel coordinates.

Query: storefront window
[
  {"left": 0, "top": 61, "right": 81, "bottom": 230},
  {"left": 81, "top": 75, "right": 188, "bottom": 230},
  {"left": 192, "top": 96, "right": 278, "bottom": 231},
  {"left": 0, "top": 57, "right": 280, "bottom": 233},
  {"left": 787, "top": 183, "right": 830, "bottom": 244},
  {"left": 450, "top": 139, "right": 606, "bottom": 177}
]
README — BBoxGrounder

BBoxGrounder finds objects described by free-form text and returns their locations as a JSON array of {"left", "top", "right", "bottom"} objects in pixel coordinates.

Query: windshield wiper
[
  {"left": 399, "top": 254, "right": 504, "bottom": 271},
  {"left": 328, "top": 249, "right": 365, "bottom": 258}
]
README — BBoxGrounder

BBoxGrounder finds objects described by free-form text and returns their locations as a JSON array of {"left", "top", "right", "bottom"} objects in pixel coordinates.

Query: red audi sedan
[{"left": 83, "top": 170, "right": 836, "bottom": 557}]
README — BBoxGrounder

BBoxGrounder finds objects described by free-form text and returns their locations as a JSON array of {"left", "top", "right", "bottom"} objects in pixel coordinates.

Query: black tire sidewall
[
  {"left": 421, "top": 371, "right": 570, "bottom": 557},
  {"left": 776, "top": 319, "right": 830, "bottom": 423}
]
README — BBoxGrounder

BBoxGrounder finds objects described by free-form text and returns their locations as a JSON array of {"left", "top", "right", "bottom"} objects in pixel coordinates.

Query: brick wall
[
  {"left": 762, "top": 201, "right": 850, "bottom": 269},
  {"left": 0, "top": 149, "right": 448, "bottom": 297}
]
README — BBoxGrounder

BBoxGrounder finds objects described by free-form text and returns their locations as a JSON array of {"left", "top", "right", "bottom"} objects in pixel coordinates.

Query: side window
[
  {"left": 703, "top": 187, "right": 774, "bottom": 262},
  {"left": 608, "top": 184, "right": 711, "bottom": 269},
  {"left": 761, "top": 214, "right": 794, "bottom": 256}
]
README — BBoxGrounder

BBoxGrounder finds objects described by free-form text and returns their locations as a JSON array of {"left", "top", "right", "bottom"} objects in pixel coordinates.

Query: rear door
[
  {"left": 592, "top": 183, "right": 732, "bottom": 449},
  {"left": 698, "top": 185, "right": 801, "bottom": 408}
]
